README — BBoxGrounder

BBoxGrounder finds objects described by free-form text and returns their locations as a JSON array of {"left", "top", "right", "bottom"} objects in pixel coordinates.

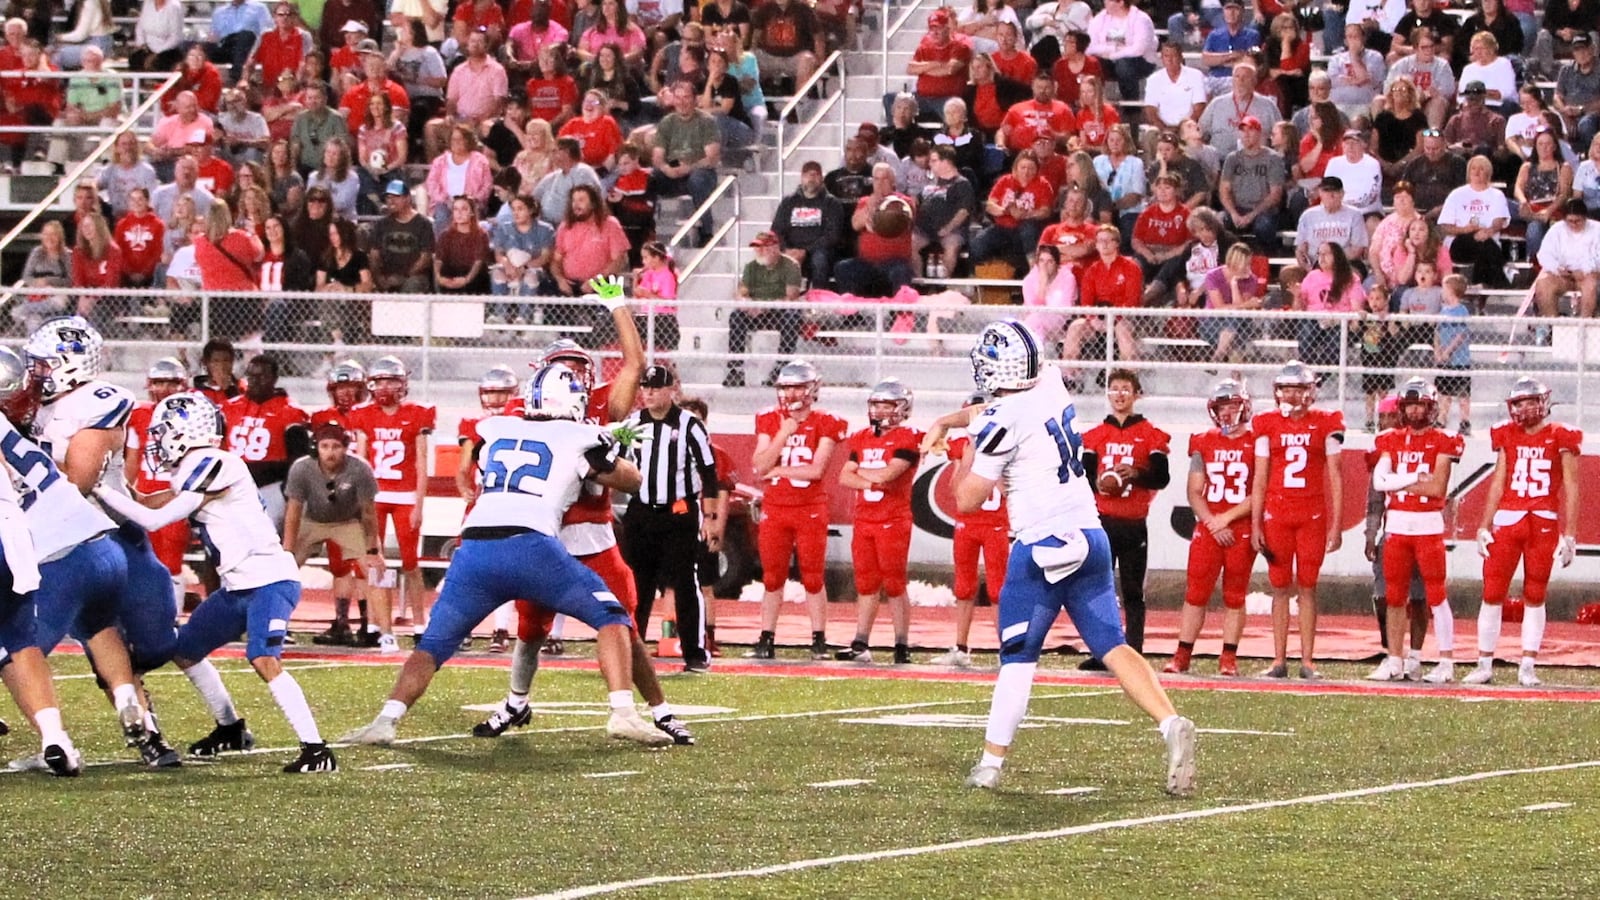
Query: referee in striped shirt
[{"left": 622, "top": 365, "right": 721, "bottom": 672}]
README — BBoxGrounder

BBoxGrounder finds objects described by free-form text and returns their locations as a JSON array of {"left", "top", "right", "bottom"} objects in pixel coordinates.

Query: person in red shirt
[
  {"left": 835, "top": 378, "right": 923, "bottom": 665},
  {"left": 1167, "top": 379, "right": 1257, "bottom": 676},
  {"left": 307, "top": 359, "right": 374, "bottom": 647},
  {"left": 990, "top": 22, "right": 1036, "bottom": 85},
  {"left": 452, "top": 0, "right": 507, "bottom": 49},
  {"left": 192, "top": 140, "right": 235, "bottom": 196},
  {"left": 124, "top": 358, "right": 194, "bottom": 584},
  {"left": 71, "top": 213, "right": 124, "bottom": 310},
  {"left": 1368, "top": 378, "right": 1464, "bottom": 683},
  {"left": 997, "top": 72, "right": 1076, "bottom": 153},
  {"left": 1072, "top": 74, "right": 1121, "bottom": 153},
  {"left": 340, "top": 55, "right": 412, "bottom": 124},
  {"left": 971, "top": 150, "right": 1057, "bottom": 272},
  {"left": 1249, "top": 360, "right": 1346, "bottom": 679},
  {"left": 558, "top": 90, "right": 624, "bottom": 170},
  {"left": 1037, "top": 183, "right": 1100, "bottom": 275},
  {"left": 1080, "top": 370, "right": 1171, "bottom": 664},
  {"left": 931, "top": 392, "right": 1008, "bottom": 668},
  {"left": 905, "top": 9, "right": 972, "bottom": 118},
  {"left": 1130, "top": 174, "right": 1192, "bottom": 305},
  {"left": 749, "top": 360, "right": 847, "bottom": 660},
  {"left": 327, "top": 21, "right": 368, "bottom": 80},
  {"left": 115, "top": 187, "right": 165, "bottom": 288},
  {"left": 256, "top": 3, "right": 310, "bottom": 97},
  {"left": 453, "top": 365, "right": 519, "bottom": 654},
  {"left": 346, "top": 355, "right": 435, "bottom": 653},
  {"left": 525, "top": 43, "right": 578, "bottom": 127},
  {"left": 1470, "top": 377, "right": 1582, "bottom": 687},
  {"left": 223, "top": 353, "right": 312, "bottom": 533},
  {"left": 161, "top": 46, "right": 223, "bottom": 115},
  {"left": 1061, "top": 225, "right": 1141, "bottom": 389}
]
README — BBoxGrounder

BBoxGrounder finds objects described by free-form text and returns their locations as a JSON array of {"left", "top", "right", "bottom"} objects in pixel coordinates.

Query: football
[
  {"left": 873, "top": 197, "right": 912, "bottom": 238},
  {"left": 1098, "top": 469, "right": 1126, "bottom": 496},
  {"left": 367, "top": 148, "right": 388, "bottom": 172}
]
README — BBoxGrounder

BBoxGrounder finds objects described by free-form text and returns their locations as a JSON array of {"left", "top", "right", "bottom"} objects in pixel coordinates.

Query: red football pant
[
  {"left": 758, "top": 504, "right": 829, "bottom": 593},
  {"left": 1263, "top": 504, "right": 1329, "bottom": 590},
  {"left": 852, "top": 519, "right": 913, "bottom": 596},
  {"left": 148, "top": 520, "right": 191, "bottom": 577},
  {"left": 952, "top": 522, "right": 1009, "bottom": 602},
  {"left": 517, "top": 544, "right": 639, "bottom": 642},
  {"left": 1185, "top": 524, "right": 1255, "bottom": 609},
  {"left": 374, "top": 502, "right": 421, "bottom": 570},
  {"left": 1482, "top": 514, "right": 1559, "bottom": 606},
  {"left": 324, "top": 543, "right": 363, "bottom": 579},
  {"left": 1383, "top": 532, "right": 1448, "bottom": 607}
]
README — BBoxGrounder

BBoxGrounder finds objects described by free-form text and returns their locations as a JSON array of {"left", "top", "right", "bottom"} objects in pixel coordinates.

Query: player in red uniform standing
[
  {"left": 1471, "top": 376, "right": 1581, "bottom": 686},
  {"left": 1368, "top": 378, "right": 1463, "bottom": 683},
  {"left": 346, "top": 355, "right": 436, "bottom": 654},
  {"left": 455, "top": 364, "right": 520, "bottom": 654},
  {"left": 749, "top": 360, "right": 847, "bottom": 660},
  {"left": 1080, "top": 369, "right": 1171, "bottom": 666},
  {"left": 1167, "top": 379, "right": 1257, "bottom": 676},
  {"left": 310, "top": 360, "right": 373, "bottom": 646},
  {"left": 931, "top": 391, "right": 1008, "bottom": 668},
  {"left": 123, "top": 357, "right": 193, "bottom": 609},
  {"left": 835, "top": 378, "right": 923, "bottom": 665},
  {"left": 222, "top": 353, "right": 311, "bottom": 533},
  {"left": 1250, "top": 360, "right": 1345, "bottom": 679}
]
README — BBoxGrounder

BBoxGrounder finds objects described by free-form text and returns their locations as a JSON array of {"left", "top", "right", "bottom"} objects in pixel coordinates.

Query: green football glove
[
  {"left": 585, "top": 275, "right": 630, "bottom": 313},
  {"left": 609, "top": 422, "right": 643, "bottom": 448}
]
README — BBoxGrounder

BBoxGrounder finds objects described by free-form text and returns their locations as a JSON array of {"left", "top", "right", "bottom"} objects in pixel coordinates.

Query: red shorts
[
  {"left": 952, "top": 522, "right": 1009, "bottom": 602},
  {"left": 1185, "top": 523, "right": 1255, "bottom": 609},
  {"left": 758, "top": 503, "right": 829, "bottom": 593},
  {"left": 148, "top": 520, "right": 191, "bottom": 577},
  {"left": 375, "top": 501, "right": 421, "bottom": 571},
  {"left": 517, "top": 544, "right": 639, "bottom": 642},
  {"left": 324, "top": 543, "right": 363, "bottom": 579},
  {"left": 1383, "top": 532, "right": 1447, "bottom": 607},
  {"left": 1262, "top": 502, "right": 1329, "bottom": 590},
  {"left": 1483, "top": 514, "right": 1560, "bottom": 606},
  {"left": 851, "top": 519, "right": 913, "bottom": 597}
]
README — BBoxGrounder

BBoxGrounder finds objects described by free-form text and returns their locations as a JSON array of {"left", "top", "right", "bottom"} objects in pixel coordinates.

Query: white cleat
[
  {"left": 1164, "top": 716, "right": 1198, "bottom": 797},
  {"left": 1366, "top": 658, "right": 1402, "bottom": 681},
  {"left": 964, "top": 763, "right": 1001, "bottom": 790},
  {"left": 1422, "top": 661, "right": 1456, "bottom": 683},
  {"left": 338, "top": 716, "right": 398, "bottom": 745},
  {"left": 1518, "top": 661, "right": 1542, "bottom": 687},
  {"left": 1461, "top": 663, "right": 1495, "bottom": 685},
  {"left": 606, "top": 708, "right": 672, "bottom": 747},
  {"left": 8, "top": 752, "right": 47, "bottom": 773},
  {"left": 1402, "top": 656, "right": 1423, "bottom": 680},
  {"left": 377, "top": 634, "right": 400, "bottom": 654},
  {"left": 930, "top": 648, "right": 973, "bottom": 667}
]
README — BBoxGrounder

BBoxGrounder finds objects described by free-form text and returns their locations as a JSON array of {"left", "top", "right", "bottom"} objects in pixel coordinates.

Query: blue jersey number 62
[{"left": 481, "top": 438, "right": 553, "bottom": 494}]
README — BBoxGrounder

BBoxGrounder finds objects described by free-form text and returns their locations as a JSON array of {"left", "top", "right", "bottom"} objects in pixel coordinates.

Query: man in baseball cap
[{"left": 1294, "top": 173, "right": 1370, "bottom": 267}]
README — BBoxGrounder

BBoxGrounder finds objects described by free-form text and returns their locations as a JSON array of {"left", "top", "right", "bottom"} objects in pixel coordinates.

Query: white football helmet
[
  {"left": 479, "top": 364, "right": 520, "bottom": 412},
  {"left": 327, "top": 359, "right": 369, "bottom": 412},
  {"left": 522, "top": 362, "right": 589, "bottom": 421},
  {"left": 1506, "top": 375, "right": 1551, "bottom": 427},
  {"left": 24, "top": 316, "right": 104, "bottom": 402},
  {"left": 970, "top": 319, "right": 1041, "bottom": 393},
  {"left": 540, "top": 339, "right": 596, "bottom": 390},
  {"left": 367, "top": 355, "right": 409, "bottom": 405},
  {"left": 1207, "top": 378, "right": 1252, "bottom": 434},
  {"left": 867, "top": 377, "right": 913, "bottom": 431},
  {"left": 1397, "top": 376, "right": 1439, "bottom": 430},
  {"left": 147, "top": 392, "right": 224, "bottom": 471},
  {"left": 146, "top": 357, "right": 188, "bottom": 403},
  {"left": 774, "top": 359, "right": 820, "bottom": 412},
  {"left": 0, "top": 345, "right": 39, "bottom": 428},
  {"left": 1272, "top": 360, "right": 1318, "bottom": 415}
]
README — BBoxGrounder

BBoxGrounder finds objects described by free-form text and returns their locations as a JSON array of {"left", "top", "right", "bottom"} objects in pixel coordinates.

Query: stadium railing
[{"left": 774, "top": 51, "right": 847, "bottom": 199}]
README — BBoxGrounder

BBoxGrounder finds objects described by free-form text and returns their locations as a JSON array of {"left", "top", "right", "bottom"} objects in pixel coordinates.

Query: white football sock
[
  {"left": 268, "top": 674, "right": 323, "bottom": 744},
  {"left": 1521, "top": 604, "right": 1547, "bottom": 656},
  {"left": 982, "top": 662, "right": 1038, "bottom": 750},
  {"left": 111, "top": 682, "right": 140, "bottom": 712},
  {"left": 548, "top": 614, "right": 567, "bottom": 640},
  {"left": 1431, "top": 602, "right": 1455, "bottom": 654},
  {"left": 509, "top": 639, "right": 540, "bottom": 696},
  {"left": 493, "top": 602, "right": 512, "bottom": 631},
  {"left": 1477, "top": 603, "right": 1503, "bottom": 657},
  {"left": 183, "top": 660, "right": 241, "bottom": 725},
  {"left": 650, "top": 702, "right": 672, "bottom": 721},
  {"left": 608, "top": 690, "right": 634, "bottom": 711},
  {"left": 34, "top": 707, "right": 70, "bottom": 751},
  {"left": 380, "top": 698, "right": 408, "bottom": 722},
  {"left": 1158, "top": 714, "right": 1180, "bottom": 740},
  {"left": 505, "top": 692, "right": 529, "bottom": 711},
  {"left": 980, "top": 751, "right": 1005, "bottom": 769}
]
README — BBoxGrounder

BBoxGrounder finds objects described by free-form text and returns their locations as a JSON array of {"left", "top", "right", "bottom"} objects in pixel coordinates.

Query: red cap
[
  {"left": 1238, "top": 116, "right": 1262, "bottom": 131},
  {"left": 927, "top": 9, "right": 952, "bottom": 27},
  {"left": 857, "top": 122, "right": 880, "bottom": 142}
]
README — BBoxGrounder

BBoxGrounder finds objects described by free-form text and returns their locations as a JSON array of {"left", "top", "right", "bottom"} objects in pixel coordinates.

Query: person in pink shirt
[
  {"left": 1085, "top": 0, "right": 1157, "bottom": 103},
  {"left": 424, "top": 124, "right": 493, "bottom": 232},
  {"left": 1297, "top": 240, "right": 1364, "bottom": 365},
  {"left": 632, "top": 240, "right": 679, "bottom": 349},
  {"left": 1020, "top": 244, "right": 1077, "bottom": 345},
  {"left": 149, "top": 91, "right": 217, "bottom": 165},
  {"left": 441, "top": 30, "right": 507, "bottom": 130},
  {"left": 505, "top": 0, "right": 568, "bottom": 81},
  {"left": 576, "top": 0, "right": 648, "bottom": 67},
  {"left": 551, "top": 183, "right": 630, "bottom": 295}
]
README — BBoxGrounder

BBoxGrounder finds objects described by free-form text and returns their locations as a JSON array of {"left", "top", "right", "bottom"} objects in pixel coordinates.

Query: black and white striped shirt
[{"left": 624, "top": 405, "right": 719, "bottom": 507}]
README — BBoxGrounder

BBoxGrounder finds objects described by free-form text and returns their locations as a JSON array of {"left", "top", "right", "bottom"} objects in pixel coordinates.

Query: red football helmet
[
  {"left": 326, "top": 359, "right": 368, "bottom": 412},
  {"left": 1207, "top": 378, "right": 1252, "bottom": 434},
  {"left": 145, "top": 357, "right": 188, "bottom": 404},
  {"left": 1506, "top": 375, "right": 1550, "bottom": 428},
  {"left": 367, "top": 355, "right": 408, "bottom": 406},
  {"left": 478, "top": 364, "right": 519, "bottom": 412},
  {"left": 539, "top": 339, "right": 596, "bottom": 390},
  {"left": 0, "top": 346, "right": 40, "bottom": 429}
]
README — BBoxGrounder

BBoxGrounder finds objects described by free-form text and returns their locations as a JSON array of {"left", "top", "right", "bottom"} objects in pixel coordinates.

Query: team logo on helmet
[
  {"left": 522, "top": 362, "right": 589, "bottom": 421},
  {"left": 24, "top": 316, "right": 104, "bottom": 402},
  {"left": 970, "top": 319, "right": 1042, "bottom": 394},
  {"left": 867, "top": 377, "right": 913, "bottom": 432},
  {"left": 147, "top": 392, "right": 225, "bottom": 471}
]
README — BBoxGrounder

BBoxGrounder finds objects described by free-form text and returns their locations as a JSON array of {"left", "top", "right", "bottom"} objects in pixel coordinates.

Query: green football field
[{"left": 4, "top": 649, "right": 1598, "bottom": 899}]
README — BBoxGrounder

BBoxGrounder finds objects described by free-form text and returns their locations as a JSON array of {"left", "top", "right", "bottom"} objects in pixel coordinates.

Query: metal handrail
[
  {"left": 774, "top": 50, "right": 844, "bottom": 197},
  {"left": 0, "top": 69, "right": 181, "bottom": 124},
  {"left": 880, "top": 0, "right": 924, "bottom": 95},
  {"left": 667, "top": 173, "right": 740, "bottom": 259}
]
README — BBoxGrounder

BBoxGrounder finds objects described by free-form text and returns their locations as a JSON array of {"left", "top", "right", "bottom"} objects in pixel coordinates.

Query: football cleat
[
  {"left": 1217, "top": 655, "right": 1239, "bottom": 677},
  {"left": 471, "top": 702, "right": 531, "bottom": 738},
  {"left": 654, "top": 715, "right": 696, "bottom": 746},
  {"left": 931, "top": 648, "right": 973, "bottom": 667},
  {"left": 1518, "top": 660, "right": 1541, "bottom": 687},
  {"left": 459, "top": 635, "right": 475, "bottom": 652},
  {"left": 1162, "top": 658, "right": 1189, "bottom": 675},
  {"left": 893, "top": 645, "right": 913, "bottom": 665},
  {"left": 188, "top": 719, "right": 255, "bottom": 757},
  {"left": 42, "top": 744, "right": 82, "bottom": 778},
  {"left": 1403, "top": 656, "right": 1423, "bottom": 680},
  {"left": 1164, "top": 717, "right": 1198, "bottom": 797},
  {"left": 1260, "top": 662, "right": 1289, "bottom": 679},
  {"left": 312, "top": 622, "right": 354, "bottom": 646},
  {"left": 283, "top": 742, "right": 338, "bottom": 774},
  {"left": 489, "top": 629, "right": 511, "bottom": 653},
  {"left": 1424, "top": 660, "right": 1457, "bottom": 683},
  {"left": 745, "top": 634, "right": 775, "bottom": 660},
  {"left": 340, "top": 716, "right": 399, "bottom": 745},
  {"left": 541, "top": 638, "right": 565, "bottom": 656},
  {"left": 1078, "top": 657, "right": 1108, "bottom": 672},
  {"left": 137, "top": 731, "right": 182, "bottom": 768},
  {"left": 606, "top": 708, "right": 673, "bottom": 747},
  {"left": 0, "top": 716, "right": 8, "bottom": 735},
  {"left": 118, "top": 702, "right": 148, "bottom": 747},
  {"left": 810, "top": 634, "right": 830, "bottom": 660},
  {"left": 964, "top": 763, "right": 1002, "bottom": 790},
  {"left": 1366, "top": 658, "right": 1403, "bottom": 681},
  {"left": 1461, "top": 663, "right": 1494, "bottom": 685},
  {"left": 835, "top": 644, "right": 872, "bottom": 663},
  {"left": 1298, "top": 665, "right": 1322, "bottom": 680},
  {"left": 377, "top": 633, "right": 400, "bottom": 654}
]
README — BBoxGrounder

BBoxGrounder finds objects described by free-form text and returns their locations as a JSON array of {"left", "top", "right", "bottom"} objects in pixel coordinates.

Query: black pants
[
  {"left": 622, "top": 501, "right": 707, "bottom": 668},
  {"left": 727, "top": 307, "right": 802, "bottom": 362},
  {"left": 1102, "top": 516, "right": 1149, "bottom": 653}
]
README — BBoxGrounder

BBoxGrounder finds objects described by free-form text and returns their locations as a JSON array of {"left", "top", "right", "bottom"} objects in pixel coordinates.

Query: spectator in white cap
[{"left": 1323, "top": 128, "right": 1384, "bottom": 216}]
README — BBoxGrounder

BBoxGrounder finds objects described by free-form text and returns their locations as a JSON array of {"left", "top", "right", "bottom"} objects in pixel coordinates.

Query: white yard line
[
  {"left": 582, "top": 771, "right": 642, "bottom": 779},
  {"left": 518, "top": 760, "right": 1600, "bottom": 900},
  {"left": 1520, "top": 802, "right": 1573, "bottom": 811},
  {"left": 358, "top": 763, "right": 414, "bottom": 772},
  {"left": 808, "top": 779, "right": 874, "bottom": 788},
  {"left": 1043, "top": 787, "right": 1100, "bottom": 796}
]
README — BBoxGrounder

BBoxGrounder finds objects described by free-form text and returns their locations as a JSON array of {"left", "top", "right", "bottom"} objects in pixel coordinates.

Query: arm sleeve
[
  {"left": 686, "top": 418, "right": 719, "bottom": 488},
  {"left": 1371, "top": 454, "right": 1419, "bottom": 492},
  {"left": 1134, "top": 451, "right": 1170, "bottom": 489},
  {"left": 1081, "top": 449, "right": 1101, "bottom": 480},
  {"left": 95, "top": 485, "right": 205, "bottom": 532}
]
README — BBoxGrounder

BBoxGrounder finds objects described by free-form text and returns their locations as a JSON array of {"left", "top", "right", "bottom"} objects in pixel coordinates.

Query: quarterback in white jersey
[
  {"left": 342, "top": 363, "right": 671, "bottom": 749},
  {"left": 96, "top": 393, "right": 336, "bottom": 774},
  {"left": 925, "top": 320, "right": 1196, "bottom": 796}
]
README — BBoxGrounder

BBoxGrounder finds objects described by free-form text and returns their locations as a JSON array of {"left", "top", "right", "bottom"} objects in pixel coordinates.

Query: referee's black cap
[{"left": 641, "top": 365, "right": 675, "bottom": 388}]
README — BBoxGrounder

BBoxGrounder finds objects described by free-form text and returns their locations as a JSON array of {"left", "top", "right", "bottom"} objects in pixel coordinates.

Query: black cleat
[
  {"left": 43, "top": 744, "right": 81, "bottom": 777},
  {"left": 472, "top": 702, "right": 532, "bottom": 738},
  {"left": 1078, "top": 657, "right": 1108, "bottom": 672},
  {"left": 283, "top": 742, "right": 337, "bottom": 773},
  {"left": 893, "top": 645, "right": 913, "bottom": 665},
  {"left": 0, "top": 716, "right": 8, "bottom": 736},
  {"left": 745, "top": 634, "right": 775, "bottom": 660},
  {"left": 541, "top": 638, "right": 565, "bottom": 656},
  {"left": 138, "top": 731, "right": 183, "bottom": 768},
  {"left": 188, "top": 719, "right": 255, "bottom": 757},
  {"left": 654, "top": 715, "right": 696, "bottom": 745},
  {"left": 810, "top": 634, "right": 830, "bottom": 660},
  {"left": 312, "top": 622, "right": 354, "bottom": 646}
]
